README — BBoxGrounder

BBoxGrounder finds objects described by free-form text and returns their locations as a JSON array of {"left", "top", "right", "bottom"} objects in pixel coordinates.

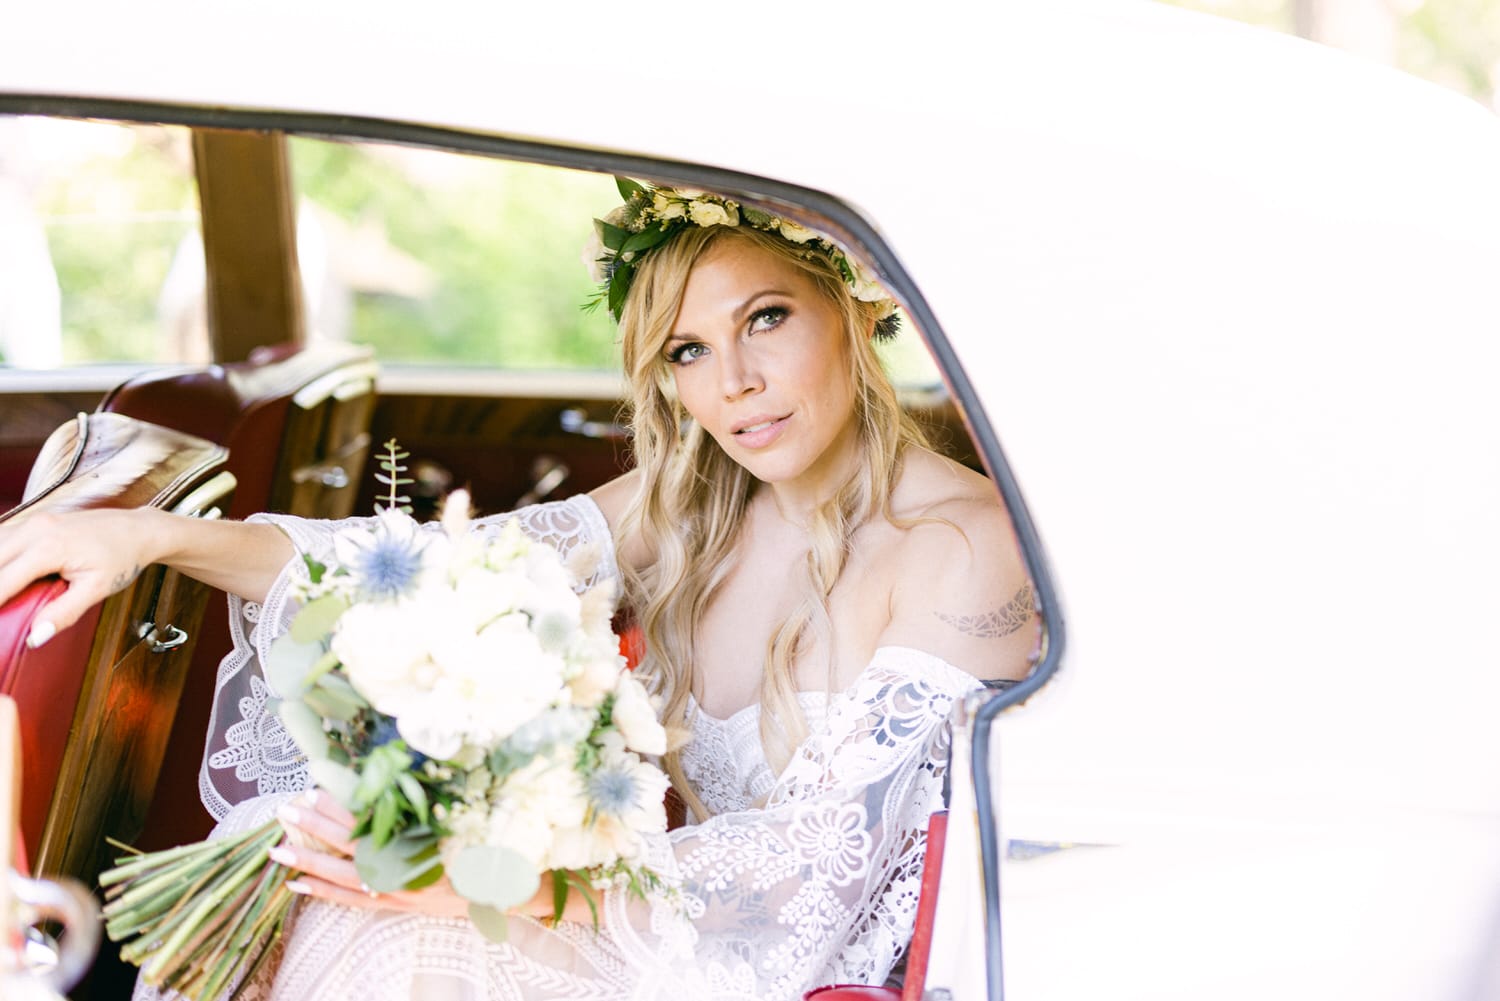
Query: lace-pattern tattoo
[{"left": 936, "top": 582, "right": 1035, "bottom": 639}]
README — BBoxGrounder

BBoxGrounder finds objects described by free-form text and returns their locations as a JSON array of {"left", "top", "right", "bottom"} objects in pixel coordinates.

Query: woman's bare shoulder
[
  {"left": 587, "top": 470, "right": 650, "bottom": 571},
  {"left": 876, "top": 449, "right": 1037, "bottom": 682}
]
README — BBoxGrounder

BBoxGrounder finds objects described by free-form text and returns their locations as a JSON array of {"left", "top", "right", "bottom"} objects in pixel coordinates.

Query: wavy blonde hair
[{"left": 617, "top": 225, "right": 930, "bottom": 821}]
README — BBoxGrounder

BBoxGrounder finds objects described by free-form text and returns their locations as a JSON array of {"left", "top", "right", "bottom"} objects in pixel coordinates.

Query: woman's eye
[
  {"left": 748, "top": 307, "right": 787, "bottom": 333},
  {"left": 667, "top": 342, "right": 708, "bottom": 365}
]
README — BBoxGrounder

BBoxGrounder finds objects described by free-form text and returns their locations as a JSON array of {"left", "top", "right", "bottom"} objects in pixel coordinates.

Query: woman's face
[{"left": 665, "top": 236, "right": 859, "bottom": 492}]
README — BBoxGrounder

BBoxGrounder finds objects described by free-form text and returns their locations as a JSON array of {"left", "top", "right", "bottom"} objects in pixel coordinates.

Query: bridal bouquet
[{"left": 100, "top": 472, "right": 671, "bottom": 1000}]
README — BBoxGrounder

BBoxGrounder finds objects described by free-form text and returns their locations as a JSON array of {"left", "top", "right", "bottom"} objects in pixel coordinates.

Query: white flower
[
  {"left": 548, "top": 818, "right": 637, "bottom": 870},
  {"left": 586, "top": 739, "right": 670, "bottom": 835},
  {"left": 568, "top": 648, "right": 624, "bottom": 709},
  {"left": 687, "top": 200, "right": 737, "bottom": 228},
  {"left": 612, "top": 675, "right": 666, "bottom": 755},
  {"left": 409, "top": 612, "right": 568, "bottom": 755},
  {"left": 484, "top": 755, "right": 589, "bottom": 869},
  {"left": 439, "top": 488, "right": 473, "bottom": 539},
  {"left": 844, "top": 258, "right": 889, "bottom": 303},
  {"left": 330, "top": 600, "right": 433, "bottom": 710},
  {"left": 652, "top": 192, "right": 687, "bottom": 221},
  {"left": 776, "top": 219, "right": 819, "bottom": 244}
]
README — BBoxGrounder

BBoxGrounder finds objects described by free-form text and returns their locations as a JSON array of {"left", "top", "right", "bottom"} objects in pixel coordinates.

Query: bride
[{"left": 0, "top": 183, "right": 1037, "bottom": 1000}]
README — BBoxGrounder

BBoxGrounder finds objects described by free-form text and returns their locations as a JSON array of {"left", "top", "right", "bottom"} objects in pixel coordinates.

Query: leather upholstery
[{"left": 0, "top": 412, "right": 231, "bottom": 877}]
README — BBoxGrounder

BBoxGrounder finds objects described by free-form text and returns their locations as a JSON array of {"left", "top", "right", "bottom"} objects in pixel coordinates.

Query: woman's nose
[{"left": 719, "top": 344, "right": 764, "bottom": 399}]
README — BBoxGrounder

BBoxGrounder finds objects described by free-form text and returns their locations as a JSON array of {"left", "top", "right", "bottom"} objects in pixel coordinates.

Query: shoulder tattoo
[{"left": 937, "top": 582, "right": 1035, "bottom": 639}]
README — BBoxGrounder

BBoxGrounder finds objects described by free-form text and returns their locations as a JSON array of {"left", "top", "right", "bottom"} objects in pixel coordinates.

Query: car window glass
[{"left": 0, "top": 116, "right": 197, "bottom": 367}]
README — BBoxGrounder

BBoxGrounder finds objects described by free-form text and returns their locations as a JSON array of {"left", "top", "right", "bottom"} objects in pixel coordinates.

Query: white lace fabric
[{"left": 150, "top": 496, "right": 975, "bottom": 1001}]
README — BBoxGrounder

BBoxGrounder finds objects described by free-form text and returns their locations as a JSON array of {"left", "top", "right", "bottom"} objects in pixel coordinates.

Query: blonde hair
[{"left": 617, "top": 226, "right": 929, "bottom": 821}]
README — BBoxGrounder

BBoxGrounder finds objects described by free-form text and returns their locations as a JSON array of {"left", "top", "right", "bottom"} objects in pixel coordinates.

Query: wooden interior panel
[{"left": 354, "top": 387, "right": 981, "bottom": 519}]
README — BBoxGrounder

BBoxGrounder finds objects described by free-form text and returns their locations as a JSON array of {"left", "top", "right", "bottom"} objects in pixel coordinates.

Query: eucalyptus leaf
[
  {"left": 354, "top": 831, "right": 438, "bottom": 894},
  {"left": 449, "top": 844, "right": 539, "bottom": 911},
  {"left": 468, "top": 903, "right": 510, "bottom": 943},
  {"left": 277, "top": 701, "right": 329, "bottom": 763},
  {"left": 289, "top": 593, "right": 350, "bottom": 644},
  {"left": 305, "top": 759, "right": 359, "bottom": 809},
  {"left": 265, "top": 632, "right": 324, "bottom": 696},
  {"left": 400, "top": 849, "right": 445, "bottom": 890},
  {"left": 301, "top": 688, "right": 356, "bottom": 723}
]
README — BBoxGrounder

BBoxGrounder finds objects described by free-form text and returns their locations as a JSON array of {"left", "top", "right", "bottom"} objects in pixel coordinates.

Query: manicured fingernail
[
  {"left": 286, "top": 880, "right": 310, "bottom": 895},
  {"left": 26, "top": 620, "right": 55, "bottom": 649},
  {"left": 278, "top": 804, "right": 301, "bottom": 826},
  {"left": 269, "top": 846, "right": 295, "bottom": 866}
]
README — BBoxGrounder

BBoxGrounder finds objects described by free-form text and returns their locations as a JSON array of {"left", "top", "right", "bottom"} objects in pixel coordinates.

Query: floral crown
[{"left": 583, "top": 178, "right": 901, "bottom": 340}]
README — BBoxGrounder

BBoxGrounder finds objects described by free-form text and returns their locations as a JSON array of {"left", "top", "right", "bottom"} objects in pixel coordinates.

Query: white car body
[{"left": 4, "top": 2, "right": 1499, "bottom": 998}]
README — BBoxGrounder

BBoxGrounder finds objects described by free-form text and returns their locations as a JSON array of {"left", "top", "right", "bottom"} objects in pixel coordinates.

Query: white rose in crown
[
  {"left": 652, "top": 192, "right": 687, "bottom": 221},
  {"left": 688, "top": 199, "right": 738, "bottom": 227},
  {"left": 776, "top": 219, "right": 819, "bottom": 244}
]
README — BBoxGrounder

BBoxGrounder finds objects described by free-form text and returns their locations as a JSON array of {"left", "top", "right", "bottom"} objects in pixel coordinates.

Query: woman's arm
[
  {"left": 0, "top": 507, "right": 294, "bottom": 644},
  {"left": 877, "top": 493, "right": 1040, "bottom": 682}
]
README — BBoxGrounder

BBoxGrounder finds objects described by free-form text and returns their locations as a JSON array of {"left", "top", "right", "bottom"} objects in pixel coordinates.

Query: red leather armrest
[
  {"left": 903, "top": 810, "right": 948, "bottom": 1001},
  {"left": 0, "top": 577, "right": 103, "bottom": 862},
  {"left": 805, "top": 988, "right": 901, "bottom": 1000}
]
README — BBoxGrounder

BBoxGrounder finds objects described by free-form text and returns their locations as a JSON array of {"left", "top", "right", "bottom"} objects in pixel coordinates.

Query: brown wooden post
[{"left": 191, "top": 129, "right": 304, "bottom": 362}]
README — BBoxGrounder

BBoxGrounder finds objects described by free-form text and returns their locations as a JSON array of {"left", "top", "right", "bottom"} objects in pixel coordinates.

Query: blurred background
[
  {"left": 1164, "top": 0, "right": 1500, "bottom": 107},
  {"left": 1, "top": 0, "right": 1494, "bottom": 379}
]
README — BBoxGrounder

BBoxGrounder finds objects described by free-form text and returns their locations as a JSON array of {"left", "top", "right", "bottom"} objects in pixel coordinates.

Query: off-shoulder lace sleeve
[
  {"left": 197, "top": 495, "right": 620, "bottom": 821},
  {"left": 597, "top": 647, "right": 981, "bottom": 1000}
]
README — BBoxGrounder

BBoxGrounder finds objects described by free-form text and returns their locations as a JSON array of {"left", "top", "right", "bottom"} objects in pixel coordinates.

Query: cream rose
[
  {"left": 776, "top": 219, "right": 819, "bottom": 244},
  {"left": 688, "top": 200, "right": 738, "bottom": 228}
]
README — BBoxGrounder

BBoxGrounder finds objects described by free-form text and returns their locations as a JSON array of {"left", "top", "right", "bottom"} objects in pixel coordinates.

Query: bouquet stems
[{"left": 101, "top": 820, "right": 294, "bottom": 1001}]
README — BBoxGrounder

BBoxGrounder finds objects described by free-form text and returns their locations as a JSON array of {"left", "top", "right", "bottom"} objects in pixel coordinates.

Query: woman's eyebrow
[
  {"left": 732, "top": 289, "right": 792, "bottom": 322},
  {"left": 668, "top": 289, "right": 794, "bottom": 345}
]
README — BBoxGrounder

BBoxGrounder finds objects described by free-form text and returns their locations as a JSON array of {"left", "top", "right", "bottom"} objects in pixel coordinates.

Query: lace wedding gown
[{"left": 139, "top": 496, "right": 980, "bottom": 1001}]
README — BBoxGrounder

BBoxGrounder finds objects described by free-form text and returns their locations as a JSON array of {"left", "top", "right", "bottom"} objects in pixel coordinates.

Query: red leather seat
[
  {"left": 0, "top": 412, "right": 233, "bottom": 879},
  {"left": 98, "top": 341, "right": 378, "bottom": 851}
]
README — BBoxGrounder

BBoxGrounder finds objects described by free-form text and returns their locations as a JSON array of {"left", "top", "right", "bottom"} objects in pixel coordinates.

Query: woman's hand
[
  {"left": 0, "top": 509, "right": 160, "bottom": 647},
  {"left": 271, "top": 790, "right": 602, "bottom": 925},
  {"left": 271, "top": 791, "right": 469, "bottom": 918},
  {"left": 0, "top": 507, "right": 294, "bottom": 646}
]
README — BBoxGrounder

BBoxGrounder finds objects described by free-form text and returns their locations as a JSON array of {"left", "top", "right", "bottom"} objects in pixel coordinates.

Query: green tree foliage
[{"left": 289, "top": 140, "right": 623, "bottom": 370}]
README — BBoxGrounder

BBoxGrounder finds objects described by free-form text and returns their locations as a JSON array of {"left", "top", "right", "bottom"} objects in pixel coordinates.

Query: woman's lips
[{"left": 731, "top": 415, "right": 790, "bottom": 449}]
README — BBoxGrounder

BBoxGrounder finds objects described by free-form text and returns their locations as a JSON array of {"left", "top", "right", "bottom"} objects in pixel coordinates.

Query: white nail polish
[
  {"left": 25, "top": 620, "right": 56, "bottom": 650},
  {"left": 286, "top": 880, "right": 309, "bottom": 895},
  {"left": 269, "top": 846, "right": 295, "bottom": 866},
  {"left": 278, "top": 805, "right": 301, "bottom": 826}
]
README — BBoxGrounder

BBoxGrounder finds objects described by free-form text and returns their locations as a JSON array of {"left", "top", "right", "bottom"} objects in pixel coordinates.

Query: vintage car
[{"left": 2, "top": 2, "right": 1499, "bottom": 999}]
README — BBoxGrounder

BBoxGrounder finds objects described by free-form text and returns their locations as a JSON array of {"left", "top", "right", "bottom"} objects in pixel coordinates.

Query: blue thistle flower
[
  {"left": 337, "top": 512, "right": 429, "bottom": 602},
  {"left": 587, "top": 766, "right": 639, "bottom": 818}
]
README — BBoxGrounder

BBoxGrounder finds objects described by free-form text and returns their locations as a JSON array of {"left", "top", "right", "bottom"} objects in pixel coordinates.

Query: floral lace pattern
[{"left": 175, "top": 499, "right": 974, "bottom": 1001}]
